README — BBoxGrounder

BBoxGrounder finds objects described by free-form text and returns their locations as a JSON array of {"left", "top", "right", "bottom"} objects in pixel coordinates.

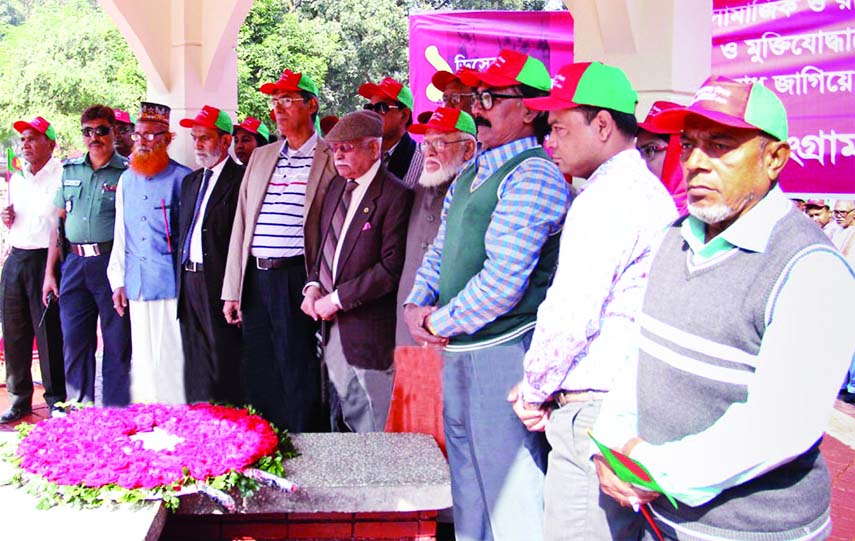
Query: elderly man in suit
[
  {"left": 177, "top": 105, "right": 245, "bottom": 405},
  {"left": 301, "top": 110, "right": 412, "bottom": 433},
  {"left": 222, "top": 69, "right": 336, "bottom": 431}
]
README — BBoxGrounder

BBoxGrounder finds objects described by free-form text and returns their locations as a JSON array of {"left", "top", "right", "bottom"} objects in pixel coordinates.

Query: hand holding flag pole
[{"left": 589, "top": 430, "right": 677, "bottom": 541}]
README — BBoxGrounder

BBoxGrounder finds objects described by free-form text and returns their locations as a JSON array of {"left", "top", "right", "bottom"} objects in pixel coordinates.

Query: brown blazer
[
  {"left": 308, "top": 165, "right": 413, "bottom": 370},
  {"left": 221, "top": 136, "right": 337, "bottom": 303}
]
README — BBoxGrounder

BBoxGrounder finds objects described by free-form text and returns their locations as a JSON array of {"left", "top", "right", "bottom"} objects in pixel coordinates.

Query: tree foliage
[{"left": 0, "top": 0, "right": 145, "bottom": 156}]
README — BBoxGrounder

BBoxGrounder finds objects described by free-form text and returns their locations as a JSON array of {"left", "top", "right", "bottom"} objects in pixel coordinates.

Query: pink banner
[
  {"left": 712, "top": 0, "right": 855, "bottom": 196},
  {"left": 408, "top": 11, "right": 574, "bottom": 121}
]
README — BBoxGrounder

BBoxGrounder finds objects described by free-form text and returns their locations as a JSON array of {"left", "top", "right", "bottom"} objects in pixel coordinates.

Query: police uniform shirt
[{"left": 53, "top": 151, "right": 128, "bottom": 244}]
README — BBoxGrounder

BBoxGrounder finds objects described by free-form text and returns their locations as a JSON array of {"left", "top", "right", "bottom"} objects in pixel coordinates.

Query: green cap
[
  {"left": 523, "top": 62, "right": 637, "bottom": 115},
  {"left": 179, "top": 105, "right": 234, "bottom": 134},
  {"left": 458, "top": 50, "right": 552, "bottom": 92}
]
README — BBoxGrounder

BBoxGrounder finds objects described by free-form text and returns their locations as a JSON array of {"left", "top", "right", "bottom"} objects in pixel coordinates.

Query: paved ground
[{"left": 1, "top": 377, "right": 854, "bottom": 539}]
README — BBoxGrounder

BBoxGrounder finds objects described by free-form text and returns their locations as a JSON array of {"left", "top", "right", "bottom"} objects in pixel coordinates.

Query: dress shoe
[
  {"left": 50, "top": 405, "right": 67, "bottom": 418},
  {"left": 841, "top": 391, "right": 855, "bottom": 404},
  {"left": 0, "top": 406, "right": 32, "bottom": 424}
]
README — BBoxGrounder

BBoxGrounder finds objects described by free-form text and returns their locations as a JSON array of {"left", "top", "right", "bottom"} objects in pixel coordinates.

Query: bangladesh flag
[
  {"left": 588, "top": 430, "right": 678, "bottom": 510},
  {"left": 7, "top": 147, "right": 23, "bottom": 175}
]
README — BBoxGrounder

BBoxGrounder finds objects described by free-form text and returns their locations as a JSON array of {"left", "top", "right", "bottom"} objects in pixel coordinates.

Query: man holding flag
[
  {"left": 0, "top": 116, "right": 66, "bottom": 422},
  {"left": 593, "top": 77, "right": 855, "bottom": 541}
]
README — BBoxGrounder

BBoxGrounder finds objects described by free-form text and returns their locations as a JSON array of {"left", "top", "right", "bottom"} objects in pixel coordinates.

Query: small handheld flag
[
  {"left": 7, "top": 148, "right": 23, "bottom": 176},
  {"left": 588, "top": 430, "right": 678, "bottom": 509}
]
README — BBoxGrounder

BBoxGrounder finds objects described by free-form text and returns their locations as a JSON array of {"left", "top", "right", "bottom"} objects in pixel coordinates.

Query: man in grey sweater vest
[{"left": 593, "top": 76, "right": 855, "bottom": 541}]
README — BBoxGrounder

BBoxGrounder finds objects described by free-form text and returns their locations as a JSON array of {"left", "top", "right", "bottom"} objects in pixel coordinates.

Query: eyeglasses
[
  {"left": 329, "top": 142, "right": 368, "bottom": 154},
  {"left": 130, "top": 131, "right": 168, "bottom": 142},
  {"left": 834, "top": 209, "right": 854, "bottom": 217},
  {"left": 441, "top": 93, "right": 475, "bottom": 108},
  {"left": 473, "top": 91, "right": 523, "bottom": 111},
  {"left": 637, "top": 143, "right": 669, "bottom": 162},
  {"left": 269, "top": 96, "right": 305, "bottom": 108},
  {"left": 419, "top": 139, "right": 468, "bottom": 152},
  {"left": 81, "top": 126, "right": 112, "bottom": 138},
  {"left": 363, "top": 102, "right": 402, "bottom": 115},
  {"left": 116, "top": 125, "right": 134, "bottom": 135}
]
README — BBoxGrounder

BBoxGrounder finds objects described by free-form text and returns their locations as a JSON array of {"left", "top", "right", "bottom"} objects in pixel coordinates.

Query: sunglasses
[
  {"left": 329, "top": 141, "right": 369, "bottom": 154},
  {"left": 116, "top": 125, "right": 134, "bottom": 135},
  {"left": 473, "top": 91, "right": 523, "bottom": 111},
  {"left": 130, "top": 131, "right": 168, "bottom": 142},
  {"left": 363, "top": 102, "right": 402, "bottom": 115},
  {"left": 637, "top": 143, "right": 669, "bottom": 161},
  {"left": 81, "top": 126, "right": 112, "bottom": 138}
]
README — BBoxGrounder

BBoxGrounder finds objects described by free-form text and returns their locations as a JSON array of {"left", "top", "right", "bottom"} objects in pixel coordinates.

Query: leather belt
[
  {"left": 254, "top": 255, "right": 304, "bottom": 271},
  {"left": 554, "top": 390, "right": 607, "bottom": 407},
  {"left": 183, "top": 261, "right": 204, "bottom": 272},
  {"left": 70, "top": 242, "right": 112, "bottom": 257}
]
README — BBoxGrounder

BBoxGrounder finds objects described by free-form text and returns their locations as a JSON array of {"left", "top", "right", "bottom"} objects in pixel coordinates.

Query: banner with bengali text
[
  {"left": 408, "top": 11, "right": 574, "bottom": 121},
  {"left": 713, "top": 0, "right": 855, "bottom": 196}
]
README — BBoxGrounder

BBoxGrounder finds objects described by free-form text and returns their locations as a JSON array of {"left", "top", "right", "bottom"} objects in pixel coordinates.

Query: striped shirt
[
  {"left": 406, "top": 136, "right": 571, "bottom": 340},
  {"left": 250, "top": 133, "right": 317, "bottom": 258}
]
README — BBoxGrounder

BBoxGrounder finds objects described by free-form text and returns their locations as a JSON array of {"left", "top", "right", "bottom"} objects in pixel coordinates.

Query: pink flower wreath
[{"left": 16, "top": 403, "right": 280, "bottom": 490}]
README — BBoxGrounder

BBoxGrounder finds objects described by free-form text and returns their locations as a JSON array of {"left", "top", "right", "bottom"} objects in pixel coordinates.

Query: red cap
[
  {"left": 637, "top": 101, "right": 683, "bottom": 134},
  {"left": 178, "top": 105, "right": 233, "bottom": 133},
  {"left": 805, "top": 198, "right": 827, "bottom": 208},
  {"left": 319, "top": 115, "right": 339, "bottom": 137},
  {"left": 458, "top": 49, "right": 552, "bottom": 91},
  {"left": 13, "top": 116, "right": 56, "bottom": 141},
  {"left": 408, "top": 107, "right": 476, "bottom": 136},
  {"left": 259, "top": 69, "right": 319, "bottom": 96},
  {"left": 114, "top": 109, "right": 135, "bottom": 125},
  {"left": 431, "top": 69, "right": 468, "bottom": 92},
  {"left": 358, "top": 77, "right": 414, "bottom": 109}
]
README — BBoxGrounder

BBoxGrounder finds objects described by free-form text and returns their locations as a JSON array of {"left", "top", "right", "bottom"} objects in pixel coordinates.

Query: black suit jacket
[
  {"left": 308, "top": 164, "right": 413, "bottom": 370},
  {"left": 177, "top": 157, "right": 245, "bottom": 316},
  {"left": 386, "top": 132, "right": 417, "bottom": 182}
]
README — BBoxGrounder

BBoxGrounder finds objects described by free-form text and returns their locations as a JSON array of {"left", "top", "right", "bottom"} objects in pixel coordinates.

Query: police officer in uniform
[{"left": 43, "top": 104, "right": 132, "bottom": 407}]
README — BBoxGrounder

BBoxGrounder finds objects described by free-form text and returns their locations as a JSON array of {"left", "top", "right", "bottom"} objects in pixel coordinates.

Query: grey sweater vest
[{"left": 639, "top": 208, "right": 837, "bottom": 541}]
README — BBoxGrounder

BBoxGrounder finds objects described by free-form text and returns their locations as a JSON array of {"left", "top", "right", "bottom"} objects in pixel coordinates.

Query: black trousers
[
  {"left": 0, "top": 248, "right": 65, "bottom": 408},
  {"left": 179, "top": 269, "right": 243, "bottom": 405},
  {"left": 240, "top": 260, "right": 324, "bottom": 432}
]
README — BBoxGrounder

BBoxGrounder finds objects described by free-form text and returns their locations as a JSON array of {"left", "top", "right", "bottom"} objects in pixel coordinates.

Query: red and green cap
[
  {"left": 637, "top": 101, "right": 683, "bottom": 134},
  {"left": 524, "top": 62, "right": 637, "bottom": 114},
  {"left": 259, "top": 69, "right": 318, "bottom": 97},
  {"left": 114, "top": 109, "right": 136, "bottom": 126},
  {"left": 409, "top": 107, "right": 476, "bottom": 136},
  {"left": 358, "top": 77, "right": 414, "bottom": 109},
  {"left": 13, "top": 116, "right": 56, "bottom": 141},
  {"left": 234, "top": 117, "right": 270, "bottom": 142},
  {"left": 179, "top": 105, "right": 233, "bottom": 134},
  {"left": 458, "top": 49, "right": 551, "bottom": 92},
  {"left": 648, "top": 76, "right": 788, "bottom": 141}
]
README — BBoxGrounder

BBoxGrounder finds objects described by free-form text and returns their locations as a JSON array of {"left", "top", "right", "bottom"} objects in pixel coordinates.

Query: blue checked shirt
[{"left": 405, "top": 136, "right": 571, "bottom": 339}]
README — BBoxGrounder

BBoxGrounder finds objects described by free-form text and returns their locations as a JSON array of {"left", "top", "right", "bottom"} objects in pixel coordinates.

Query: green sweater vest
[{"left": 438, "top": 147, "right": 560, "bottom": 346}]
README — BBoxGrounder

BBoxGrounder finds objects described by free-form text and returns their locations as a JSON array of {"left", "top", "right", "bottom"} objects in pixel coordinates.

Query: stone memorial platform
[{"left": 160, "top": 432, "right": 451, "bottom": 540}]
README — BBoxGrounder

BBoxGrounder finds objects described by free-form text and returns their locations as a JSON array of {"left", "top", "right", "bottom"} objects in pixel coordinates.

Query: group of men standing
[{"left": 1, "top": 48, "right": 854, "bottom": 541}]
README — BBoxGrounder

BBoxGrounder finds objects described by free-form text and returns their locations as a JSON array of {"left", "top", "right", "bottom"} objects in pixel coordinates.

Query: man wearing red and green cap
[
  {"left": 358, "top": 76, "right": 425, "bottom": 189},
  {"left": 176, "top": 105, "right": 245, "bottom": 405},
  {"left": 405, "top": 49, "right": 572, "bottom": 540},
  {"left": 511, "top": 61, "right": 677, "bottom": 540},
  {"left": 107, "top": 101, "right": 191, "bottom": 404},
  {"left": 396, "top": 107, "right": 476, "bottom": 346},
  {"left": 113, "top": 109, "right": 136, "bottom": 158},
  {"left": 432, "top": 69, "right": 476, "bottom": 114},
  {"left": 593, "top": 76, "right": 855, "bottom": 541},
  {"left": 637, "top": 101, "right": 687, "bottom": 216},
  {"left": 222, "top": 68, "right": 336, "bottom": 432},
  {"left": 232, "top": 116, "right": 269, "bottom": 166},
  {"left": 0, "top": 116, "right": 66, "bottom": 423}
]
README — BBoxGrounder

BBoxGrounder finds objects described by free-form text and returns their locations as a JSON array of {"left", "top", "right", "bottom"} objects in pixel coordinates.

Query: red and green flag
[
  {"left": 7, "top": 147, "right": 23, "bottom": 176},
  {"left": 588, "top": 431, "right": 678, "bottom": 510}
]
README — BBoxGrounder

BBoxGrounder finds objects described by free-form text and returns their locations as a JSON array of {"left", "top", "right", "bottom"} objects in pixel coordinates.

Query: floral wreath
[{"left": 0, "top": 403, "right": 297, "bottom": 510}]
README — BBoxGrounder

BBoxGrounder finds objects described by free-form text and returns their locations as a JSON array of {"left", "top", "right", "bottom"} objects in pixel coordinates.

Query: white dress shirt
[
  {"left": 189, "top": 157, "right": 227, "bottom": 263},
  {"left": 7, "top": 157, "right": 62, "bottom": 249}
]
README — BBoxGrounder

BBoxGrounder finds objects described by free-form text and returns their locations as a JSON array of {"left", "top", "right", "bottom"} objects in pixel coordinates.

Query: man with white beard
[
  {"left": 107, "top": 102, "right": 191, "bottom": 404},
  {"left": 395, "top": 107, "right": 476, "bottom": 345},
  {"left": 176, "top": 106, "right": 245, "bottom": 404}
]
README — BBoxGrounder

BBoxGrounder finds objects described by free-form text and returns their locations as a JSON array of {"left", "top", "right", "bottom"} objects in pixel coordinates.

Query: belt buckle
[
  {"left": 256, "top": 258, "right": 267, "bottom": 271},
  {"left": 82, "top": 244, "right": 98, "bottom": 257}
]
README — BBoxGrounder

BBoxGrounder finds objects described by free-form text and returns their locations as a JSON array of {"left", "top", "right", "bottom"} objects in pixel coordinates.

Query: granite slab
[{"left": 175, "top": 432, "right": 452, "bottom": 515}]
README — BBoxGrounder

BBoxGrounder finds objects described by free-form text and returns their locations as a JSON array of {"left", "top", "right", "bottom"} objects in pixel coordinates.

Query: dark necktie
[
  {"left": 319, "top": 179, "right": 359, "bottom": 294},
  {"left": 182, "top": 168, "right": 212, "bottom": 264}
]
